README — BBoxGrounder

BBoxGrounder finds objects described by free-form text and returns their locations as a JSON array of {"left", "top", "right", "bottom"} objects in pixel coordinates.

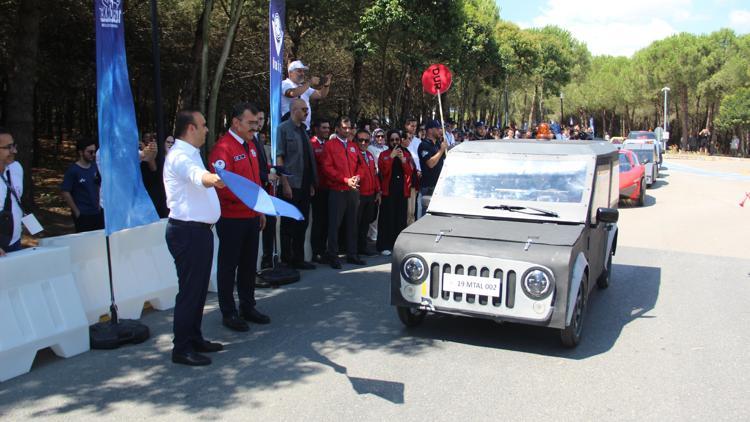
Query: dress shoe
[
  {"left": 329, "top": 256, "right": 342, "bottom": 269},
  {"left": 292, "top": 261, "right": 316, "bottom": 270},
  {"left": 222, "top": 315, "right": 250, "bottom": 332},
  {"left": 172, "top": 350, "right": 211, "bottom": 366},
  {"left": 260, "top": 257, "right": 273, "bottom": 270},
  {"left": 255, "top": 278, "right": 273, "bottom": 289},
  {"left": 312, "top": 253, "right": 327, "bottom": 264},
  {"left": 346, "top": 255, "right": 366, "bottom": 265},
  {"left": 193, "top": 340, "right": 224, "bottom": 353},
  {"left": 240, "top": 308, "right": 271, "bottom": 324}
]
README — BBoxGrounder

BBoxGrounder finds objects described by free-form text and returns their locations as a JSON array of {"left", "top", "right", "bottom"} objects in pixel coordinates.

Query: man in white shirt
[
  {"left": 163, "top": 110, "right": 225, "bottom": 366},
  {"left": 404, "top": 117, "right": 421, "bottom": 224},
  {"left": 0, "top": 127, "right": 22, "bottom": 256},
  {"left": 281, "top": 60, "right": 331, "bottom": 130}
]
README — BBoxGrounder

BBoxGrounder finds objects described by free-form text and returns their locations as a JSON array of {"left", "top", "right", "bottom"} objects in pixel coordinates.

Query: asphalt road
[{"left": 1, "top": 157, "right": 749, "bottom": 421}]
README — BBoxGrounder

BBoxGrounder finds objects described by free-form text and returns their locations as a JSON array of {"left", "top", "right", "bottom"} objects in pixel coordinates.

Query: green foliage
[{"left": 716, "top": 87, "right": 750, "bottom": 130}]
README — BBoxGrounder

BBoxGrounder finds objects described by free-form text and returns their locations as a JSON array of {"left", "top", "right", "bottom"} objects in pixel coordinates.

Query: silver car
[{"left": 390, "top": 140, "right": 620, "bottom": 347}]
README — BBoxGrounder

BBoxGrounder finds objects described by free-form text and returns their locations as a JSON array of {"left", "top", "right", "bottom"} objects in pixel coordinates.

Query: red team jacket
[
  {"left": 358, "top": 149, "right": 380, "bottom": 196},
  {"left": 378, "top": 148, "right": 415, "bottom": 198},
  {"left": 208, "top": 131, "right": 262, "bottom": 218},
  {"left": 310, "top": 136, "right": 330, "bottom": 190},
  {"left": 321, "top": 137, "right": 364, "bottom": 192}
]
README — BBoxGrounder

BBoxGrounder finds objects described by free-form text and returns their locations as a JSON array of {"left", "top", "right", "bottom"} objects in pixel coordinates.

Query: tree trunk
[
  {"left": 350, "top": 51, "right": 364, "bottom": 121},
  {"left": 527, "top": 87, "right": 535, "bottom": 128},
  {"left": 198, "top": 0, "right": 214, "bottom": 115},
  {"left": 5, "top": 0, "right": 41, "bottom": 209},
  {"left": 680, "top": 88, "right": 689, "bottom": 151},
  {"left": 207, "top": 0, "right": 243, "bottom": 151}
]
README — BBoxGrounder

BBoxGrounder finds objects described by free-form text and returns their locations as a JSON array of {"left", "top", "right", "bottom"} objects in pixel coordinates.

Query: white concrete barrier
[
  {"left": 0, "top": 247, "right": 89, "bottom": 382},
  {"left": 39, "top": 229, "right": 110, "bottom": 324},
  {"left": 108, "top": 219, "right": 178, "bottom": 320}
]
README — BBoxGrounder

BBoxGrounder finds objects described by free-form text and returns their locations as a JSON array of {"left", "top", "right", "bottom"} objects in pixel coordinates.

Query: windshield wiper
[{"left": 483, "top": 204, "right": 559, "bottom": 217}]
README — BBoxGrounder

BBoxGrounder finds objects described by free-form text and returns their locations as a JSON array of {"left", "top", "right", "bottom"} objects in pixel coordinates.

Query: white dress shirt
[
  {"left": 281, "top": 78, "right": 315, "bottom": 129},
  {"left": 1, "top": 161, "right": 23, "bottom": 244},
  {"left": 163, "top": 139, "right": 220, "bottom": 224},
  {"left": 407, "top": 135, "right": 422, "bottom": 172}
]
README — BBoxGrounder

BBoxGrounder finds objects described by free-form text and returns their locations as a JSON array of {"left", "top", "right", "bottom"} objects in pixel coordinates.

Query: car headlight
[
  {"left": 521, "top": 268, "right": 554, "bottom": 299},
  {"left": 401, "top": 255, "right": 427, "bottom": 284}
]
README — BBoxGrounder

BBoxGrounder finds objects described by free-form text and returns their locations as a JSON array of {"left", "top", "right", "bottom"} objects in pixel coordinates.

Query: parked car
[
  {"left": 390, "top": 140, "right": 620, "bottom": 347},
  {"left": 618, "top": 149, "right": 646, "bottom": 206},
  {"left": 627, "top": 131, "right": 662, "bottom": 165},
  {"left": 623, "top": 139, "right": 658, "bottom": 186}
]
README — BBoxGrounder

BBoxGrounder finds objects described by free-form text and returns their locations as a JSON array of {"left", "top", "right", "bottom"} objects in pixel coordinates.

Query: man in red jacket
[
  {"left": 309, "top": 118, "right": 331, "bottom": 263},
  {"left": 209, "top": 102, "right": 269, "bottom": 332},
  {"left": 354, "top": 129, "right": 380, "bottom": 256},
  {"left": 321, "top": 116, "right": 366, "bottom": 269}
]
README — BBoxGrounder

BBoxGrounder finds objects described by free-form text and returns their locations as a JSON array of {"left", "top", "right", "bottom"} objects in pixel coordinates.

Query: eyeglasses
[{"left": 0, "top": 143, "right": 16, "bottom": 150}]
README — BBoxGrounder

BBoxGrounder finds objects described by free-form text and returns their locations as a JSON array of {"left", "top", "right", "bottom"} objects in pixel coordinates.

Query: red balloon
[{"left": 421, "top": 64, "right": 452, "bottom": 96}]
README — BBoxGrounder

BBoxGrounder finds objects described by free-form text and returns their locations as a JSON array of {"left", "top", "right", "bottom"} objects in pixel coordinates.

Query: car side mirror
[
  {"left": 597, "top": 207, "right": 619, "bottom": 224},
  {"left": 642, "top": 158, "right": 650, "bottom": 164}
]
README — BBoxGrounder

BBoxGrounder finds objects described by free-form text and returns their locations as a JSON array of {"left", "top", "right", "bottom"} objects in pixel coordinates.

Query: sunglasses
[
  {"left": 375, "top": 134, "right": 385, "bottom": 138},
  {"left": 356, "top": 138, "right": 370, "bottom": 143}
]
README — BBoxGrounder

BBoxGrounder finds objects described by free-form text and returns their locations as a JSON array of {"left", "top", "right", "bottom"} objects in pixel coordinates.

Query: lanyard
[{"left": 1, "top": 170, "right": 23, "bottom": 213}]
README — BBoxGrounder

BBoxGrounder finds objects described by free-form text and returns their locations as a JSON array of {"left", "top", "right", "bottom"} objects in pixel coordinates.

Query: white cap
[{"left": 288, "top": 60, "right": 308, "bottom": 72}]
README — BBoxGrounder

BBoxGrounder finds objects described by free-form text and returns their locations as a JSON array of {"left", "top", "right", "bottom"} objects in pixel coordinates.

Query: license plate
[{"left": 442, "top": 273, "right": 501, "bottom": 297}]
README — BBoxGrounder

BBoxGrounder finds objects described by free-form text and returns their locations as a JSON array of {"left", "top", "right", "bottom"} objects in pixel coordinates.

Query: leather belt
[{"left": 168, "top": 218, "right": 213, "bottom": 230}]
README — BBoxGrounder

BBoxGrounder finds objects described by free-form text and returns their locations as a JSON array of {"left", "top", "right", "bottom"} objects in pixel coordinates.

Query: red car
[{"left": 619, "top": 149, "right": 645, "bottom": 206}]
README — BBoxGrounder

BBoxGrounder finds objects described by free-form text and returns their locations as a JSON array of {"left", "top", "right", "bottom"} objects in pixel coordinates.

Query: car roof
[{"left": 452, "top": 140, "right": 618, "bottom": 158}]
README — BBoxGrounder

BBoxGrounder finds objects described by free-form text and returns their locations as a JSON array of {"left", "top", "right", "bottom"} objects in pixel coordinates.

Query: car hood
[{"left": 402, "top": 214, "right": 585, "bottom": 247}]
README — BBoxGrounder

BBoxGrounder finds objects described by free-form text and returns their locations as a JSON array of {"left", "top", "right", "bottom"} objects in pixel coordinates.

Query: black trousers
[
  {"left": 357, "top": 194, "right": 378, "bottom": 253},
  {"left": 328, "top": 189, "right": 359, "bottom": 256},
  {"left": 377, "top": 193, "right": 408, "bottom": 252},
  {"left": 166, "top": 220, "right": 213, "bottom": 354},
  {"left": 216, "top": 216, "right": 260, "bottom": 317},
  {"left": 310, "top": 188, "right": 329, "bottom": 256},
  {"left": 280, "top": 187, "right": 311, "bottom": 264},
  {"left": 261, "top": 215, "right": 276, "bottom": 263},
  {"left": 74, "top": 210, "right": 104, "bottom": 233}
]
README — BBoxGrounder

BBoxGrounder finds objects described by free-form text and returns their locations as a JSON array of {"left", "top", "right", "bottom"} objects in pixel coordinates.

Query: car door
[{"left": 587, "top": 161, "right": 612, "bottom": 285}]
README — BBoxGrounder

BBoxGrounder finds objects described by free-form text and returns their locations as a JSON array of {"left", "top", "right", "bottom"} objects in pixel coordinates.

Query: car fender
[
  {"left": 566, "top": 252, "right": 588, "bottom": 326},
  {"left": 607, "top": 225, "right": 618, "bottom": 259}
]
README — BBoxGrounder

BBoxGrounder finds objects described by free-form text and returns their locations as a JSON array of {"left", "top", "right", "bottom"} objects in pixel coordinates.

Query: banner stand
[
  {"left": 89, "top": 236, "right": 150, "bottom": 349},
  {"left": 257, "top": 174, "right": 300, "bottom": 287}
]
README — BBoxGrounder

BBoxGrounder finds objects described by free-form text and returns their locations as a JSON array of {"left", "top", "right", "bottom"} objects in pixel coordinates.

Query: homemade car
[
  {"left": 623, "top": 138, "right": 658, "bottom": 186},
  {"left": 391, "top": 140, "right": 619, "bottom": 347},
  {"left": 618, "top": 149, "right": 646, "bottom": 206},
  {"left": 627, "top": 131, "right": 662, "bottom": 165}
]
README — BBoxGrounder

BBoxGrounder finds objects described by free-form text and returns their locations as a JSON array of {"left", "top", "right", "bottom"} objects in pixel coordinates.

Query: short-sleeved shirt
[
  {"left": 61, "top": 162, "right": 101, "bottom": 215},
  {"left": 281, "top": 78, "right": 315, "bottom": 129},
  {"left": 418, "top": 138, "right": 444, "bottom": 190}
]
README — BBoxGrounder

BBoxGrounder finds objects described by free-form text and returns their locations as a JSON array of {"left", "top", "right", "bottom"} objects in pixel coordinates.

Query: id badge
[{"left": 21, "top": 213, "right": 43, "bottom": 235}]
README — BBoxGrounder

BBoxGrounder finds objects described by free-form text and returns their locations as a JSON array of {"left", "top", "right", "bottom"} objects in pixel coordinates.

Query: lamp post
[
  {"left": 661, "top": 87, "right": 670, "bottom": 131},
  {"left": 559, "top": 92, "right": 564, "bottom": 125}
]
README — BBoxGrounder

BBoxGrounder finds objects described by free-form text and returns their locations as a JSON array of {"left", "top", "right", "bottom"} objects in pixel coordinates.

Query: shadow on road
[
  {"left": 0, "top": 264, "right": 415, "bottom": 415},
  {"left": 407, "top": 263, "right": 661, "bottom": 360}
]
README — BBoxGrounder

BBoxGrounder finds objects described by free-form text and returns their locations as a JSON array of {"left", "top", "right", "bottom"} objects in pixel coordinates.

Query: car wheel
[
  {"left": 397, "top": 306, "right": 426, "bottom": 327},
  {"left": 597, "top": 253, "right": 612, "bottom": 289},
  {"left": 637, "top": 179, "right": 645, "bottom": 206},
  {"left": 560, "top": 274, "right": 587, "bottom": 348}
]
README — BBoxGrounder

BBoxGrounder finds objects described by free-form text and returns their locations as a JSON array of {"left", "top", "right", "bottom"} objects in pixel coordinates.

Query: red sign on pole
[{"left": 421, "top": 64, "right": 452, "bottom": 96}]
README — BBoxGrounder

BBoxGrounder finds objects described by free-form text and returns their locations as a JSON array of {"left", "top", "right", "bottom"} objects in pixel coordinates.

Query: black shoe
[
  {"left": 172, "top": 351, "right": 211, "bottom": 366},
  {"left": 222, "top": 315, "right": 250, "bottom": 332},
  {"left": 329, "top": 256, "right": 342, "bottom": 269},
  {"left": 255, "top": 278, "right": 273, "bottom": 288},
  {"left": 260, "top": 257, "right": 273, "bottom": 269},
  {"left": 292, "top": 261, "right": 316, "bottom": 270},
  {"left": 346, "top": 255, "right": 366, "bottom": 265},
  {"left": 192, "top": 340, "right": 224, "bottom": 353},
  {"left": 312, "top": 253, "right": 327, "bottom": 264},
  {"left": 240, "top": 308, "right": 271, "bottom": 324}
]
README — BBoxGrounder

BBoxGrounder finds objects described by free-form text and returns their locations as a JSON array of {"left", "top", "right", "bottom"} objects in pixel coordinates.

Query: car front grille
[{"left": 426, "top": 261, "right": 516, "bottom": 310}]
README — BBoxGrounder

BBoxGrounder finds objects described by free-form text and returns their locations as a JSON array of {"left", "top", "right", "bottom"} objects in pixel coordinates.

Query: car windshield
[
  {"left": 628, "top": 131, "right": 656, "bottom": 140},
  {"left": 629, "top": 149, "right": 653, "bottom": 164},
  {"left": 618, "top": 153, "right": 632, "bottom": 172},
  {"left": 433, "top": 157, "right": 588, "bottom": 204}
]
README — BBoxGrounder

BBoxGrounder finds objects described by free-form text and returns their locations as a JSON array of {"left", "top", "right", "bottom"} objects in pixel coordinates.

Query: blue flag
[
  {"left": 216, "top": 168, "right": 303, "bottom": 220},
  {"left": 95, "top": 0, "right": 158, "bottom": 235},
  {"left": 269, "top": 0, "right": 285, "bottom": 166}
]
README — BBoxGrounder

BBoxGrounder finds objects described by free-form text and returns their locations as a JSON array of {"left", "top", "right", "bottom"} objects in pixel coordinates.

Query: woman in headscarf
[{"left": 376, "top": 130, "right": 415, "bottom": 255}]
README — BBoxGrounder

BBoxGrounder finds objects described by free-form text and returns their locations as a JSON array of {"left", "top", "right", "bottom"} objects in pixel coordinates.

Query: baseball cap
[
  {"left": 288, "top": 60, "right": 308, "bottom": 72},
  {"left": 425, "top": 120, "right": 442, "bottom": 130}
]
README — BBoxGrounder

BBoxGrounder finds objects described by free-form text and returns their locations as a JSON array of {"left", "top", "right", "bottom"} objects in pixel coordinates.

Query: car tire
[
  {"left": 637, "top": 179, "right": 645, "bottom": 207},
  {"left": 397, "top": 306, "right": 426, "bottom": 327},
  {"left": 560, "top": 274, "right": 587, "bottom": 348},
  {"left": 597, "top": 253, "right": 612, "bottom": 289}
]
